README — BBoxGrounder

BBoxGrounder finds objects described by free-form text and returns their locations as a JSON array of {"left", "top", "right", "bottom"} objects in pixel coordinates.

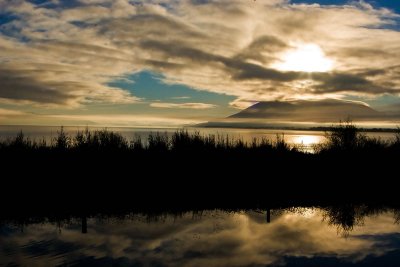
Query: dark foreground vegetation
[
  {"left": 2, "top": 204, "right": 400, "bottom": 236},
  {"left": 1, "top": 121, "right": 400, "bottom": 213}
]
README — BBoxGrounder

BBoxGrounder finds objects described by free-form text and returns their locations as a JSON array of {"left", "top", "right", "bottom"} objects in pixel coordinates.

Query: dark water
[{"left": 2, "top": 208, "right": 400, "bottom": 266}]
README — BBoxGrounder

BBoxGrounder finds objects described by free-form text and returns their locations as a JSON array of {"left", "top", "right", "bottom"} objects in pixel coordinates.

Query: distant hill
[
  {"left": 230, "top": 99, "right": 381, "bottom": 121},
  {"left": 197, "top": 99, "right": 392, "bottom": 129}
]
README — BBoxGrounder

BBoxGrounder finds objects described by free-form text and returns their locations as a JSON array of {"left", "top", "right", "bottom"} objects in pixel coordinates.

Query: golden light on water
[
  {"left": 273, "top": 44, "right": 333, "bottom": 72},
  {"left": 293, "top": 135, "right": 324, "bottom": 146},
  {"left": 300, "top": 208, "right": 317, "bottom": 218}
]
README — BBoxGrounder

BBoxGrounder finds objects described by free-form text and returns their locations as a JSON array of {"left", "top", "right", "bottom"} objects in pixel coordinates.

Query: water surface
[{"left": 2, "top": 208, "right": 400, "bottom": 266}]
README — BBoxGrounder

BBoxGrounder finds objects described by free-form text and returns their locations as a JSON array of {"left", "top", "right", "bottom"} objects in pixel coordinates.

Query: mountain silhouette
[
  {"left": 229, "top": 99, "right": 381, "bottom": 122},
  {"left": 198, "top": 99, "right": 387, "bottom": 128}
]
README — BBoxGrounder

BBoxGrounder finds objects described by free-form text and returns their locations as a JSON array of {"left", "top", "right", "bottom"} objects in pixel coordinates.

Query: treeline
[
  {"left": 0, "top": 127, "right": 292, "bottom": 153},
  {"left": 1, "top": 121, "right": 400, "bottom": 207},
  {"left": 1, "top": 122, "right": 399, "bottom": 153}
]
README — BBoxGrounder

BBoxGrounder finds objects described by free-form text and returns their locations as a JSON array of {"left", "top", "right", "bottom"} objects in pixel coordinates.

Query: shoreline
[{"left": 0, "top": 124, "right": 399, "bottom": 133}]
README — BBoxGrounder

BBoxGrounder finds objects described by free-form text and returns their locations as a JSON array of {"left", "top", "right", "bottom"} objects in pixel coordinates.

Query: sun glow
[
  {"left": 293, "top": 135, "right": 323, "bottom": 146},
  {"left": 274, "top": 44, "right": 333, "bottom": 72}
]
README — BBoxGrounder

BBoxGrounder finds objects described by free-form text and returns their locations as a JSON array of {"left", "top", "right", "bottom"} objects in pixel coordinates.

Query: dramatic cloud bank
[{"left": 0, "top": 0, "right": 400, "bottom": 109}]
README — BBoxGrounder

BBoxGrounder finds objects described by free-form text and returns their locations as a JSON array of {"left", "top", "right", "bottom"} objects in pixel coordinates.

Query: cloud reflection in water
[{"left": 1, "top": 209, "right": 400, "bottom": 266}]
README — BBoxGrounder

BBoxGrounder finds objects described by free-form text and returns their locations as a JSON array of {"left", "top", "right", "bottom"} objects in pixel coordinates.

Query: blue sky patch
[{"left": 109, "top": 71, "right": 235, "bottom": 106}]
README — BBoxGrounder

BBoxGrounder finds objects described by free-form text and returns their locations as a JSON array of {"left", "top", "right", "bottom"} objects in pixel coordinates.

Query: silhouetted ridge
[{"left": 230, "top": 99, "right": 381, "bottom": 121}]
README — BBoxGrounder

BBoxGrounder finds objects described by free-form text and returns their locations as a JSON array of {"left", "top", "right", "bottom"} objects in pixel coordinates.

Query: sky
[{"left": 1, "top": 0, "right": 400, "bottom": 127}]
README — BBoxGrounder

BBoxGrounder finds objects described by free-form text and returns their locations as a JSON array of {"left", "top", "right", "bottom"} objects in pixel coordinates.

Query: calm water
[
  {"left": 2, "top": 208, "right": 400, "bottom": 266},
  {"left": 0, "top": 125, "right": 397, "bottom": 152}
]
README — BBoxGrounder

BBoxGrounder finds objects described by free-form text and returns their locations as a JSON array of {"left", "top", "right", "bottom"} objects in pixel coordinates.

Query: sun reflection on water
[
  {"left": 289, "top": 135, "right": 325, "bottom": 153},
  {"left": 293, "top": 135, "right": 323, "bottom": 146}
]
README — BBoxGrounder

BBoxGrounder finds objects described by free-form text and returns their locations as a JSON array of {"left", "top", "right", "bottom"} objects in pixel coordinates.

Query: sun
[{"left": 273, "top": 44, "right": 333, "bottom": 72}]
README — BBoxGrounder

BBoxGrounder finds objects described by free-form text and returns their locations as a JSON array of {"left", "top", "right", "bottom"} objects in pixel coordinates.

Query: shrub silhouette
[
  {"left": 131, "top": 135, "right": 144, "bottom": 151},
  {"left": 148, "top": 132, "right": 170, "bottom": 152},
  {"left": 54, "top": 126, "right": 71, "bottom": 150},
  {"left": 171, "top": 130, "right": 205, "bottom": 151},
  {"left": 2, "top": 130, "right": 47, "bottom": 151},
  {"left": 74, "top": 128, "right": 128, "bottom": 151},
  {"left": 10, "top": 131, "right": 32, "bottom": 149},
  {"left": 392, "top": 127, "right": 400, "bottom": 149},
  {"left": 314, "top": 120, "right": 389, "bottom": 154},
  {"left": 1, "top": 123, "right": 400, "bottom": 156},
  {"left": 74, "top": 128, "right": 92, "bottom": 150},
  {"left": 324, "top": 120, "right": 362, "bottom": 151}
]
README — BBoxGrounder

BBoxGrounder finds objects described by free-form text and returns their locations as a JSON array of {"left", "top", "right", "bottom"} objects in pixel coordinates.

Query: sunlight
[
  {"left": 273, "top": 44, "right": 333, "bottom": 72},
  {"left": 293, "top": 135, "right": 322, "bottom": 146}
]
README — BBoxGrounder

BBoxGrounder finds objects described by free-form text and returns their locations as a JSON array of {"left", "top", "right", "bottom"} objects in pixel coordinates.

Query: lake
[
  {"left": 2, "top": 207, "right": 400, "bottom": 266},
  {"left": 0, "top": 125, "right": 397, "bottom": 153}
]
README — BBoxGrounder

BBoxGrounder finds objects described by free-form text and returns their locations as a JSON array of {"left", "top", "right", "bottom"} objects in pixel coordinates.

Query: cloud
[
  {"left": 0, "top": 0, "right": 400, "bottom": 107},
  {"left": 0, "top": 108, "right": 25, "bottom": 116},
  {"left": 42, "top": 114, "right": 200, "bottom": 127},
  {"left": 171, "top": 96, "right": 191, "bottom": 99},
  {"left": 150, "top": 102, "right": 217, "bottom": 109},
  {"left": 0, "top": 111, "right": 203, "bottom": 127},
  {"left": 0, "top": 68, "right": 81, "bottom": 105}
]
